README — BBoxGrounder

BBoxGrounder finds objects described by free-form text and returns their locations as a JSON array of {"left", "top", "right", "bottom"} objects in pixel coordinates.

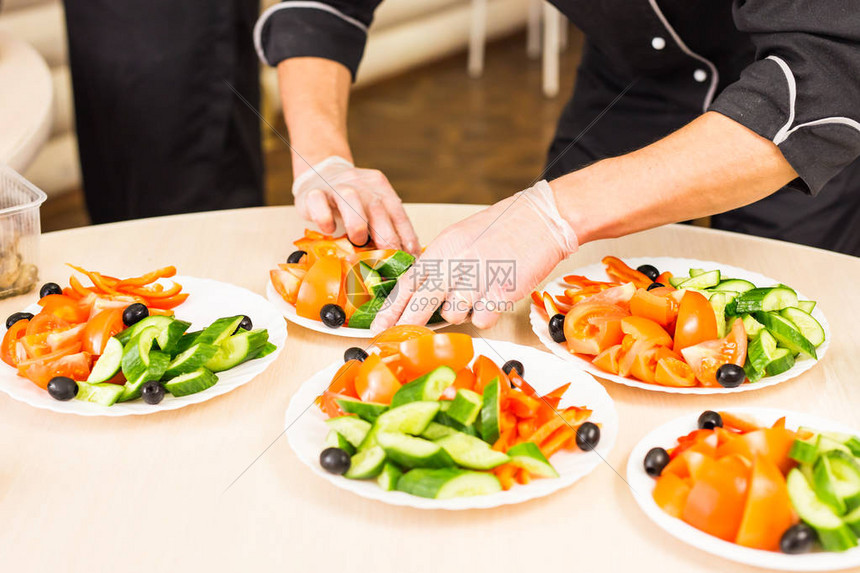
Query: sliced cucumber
[
  {"left": 813, "top": 450, "right": 860, "bottom": 514},
  {"left": 75, "top": 380, "right": 125, "bottom": 406},
  {"left": 118, "top": 351, "right": 169, "bottom": 402},
  {"left": 347, "top": 297, "right": 384, "bottom": 329},
  {"left": 376, "top": 432, "right": 455, "bottom": 469},
  {"left": 374, "top": 251, "right": 415, "bottom": 279},
  {"left": 754, "top": 311, "right": 817, "bottom": 359},
  {"left": 420, "top": 422, "right": 458, "bottom": 441},
  {"left": 787, "top": 468, "right": 858, "bottom": 552},
  {"left": 324, "top": 429, "right": 356, "bottom": 455},
  {"left": 171, "top": 330, "right": 202, "bottom": 356},
  {"left": 741, "top": 314, "right": 766, "bottom": 338},
  {"left": 155, "top": 320, "right": 191, "bottom": 353},
  {"left": 433, "top": 411, "right": 479, "bottom": 437},
  {"left": 163, "top": 342, "right": 218, "bottom": 380},
  {"left": 374, "top": 401, "right": 440, "bottom": 435},
  {"left": 115, "top": 315, "right": 174, "bottom": 346},
  {"left": 845, "top": 504, "right": 860, "bottom": 537},
  {"left": 747, "top": 330, "right": 778, "bottom": 376},
  {"left": 121, "top": 326, "right": 161, "bottom": 382},
  {"left": 336, "top": 397, "right": 388, "bottom": 423},
  {"left": 344, "top": 445, "right": 386, "bottom": 479},
  {"left": 480, "top": 378, "right": 502, "bottom": 445},
  {"left": 676, "top": 270, "right": 721, "bottom": 290},
  {"left": 765, "top": 347, "right": 795, "bottom": 376},
  {"left": 708, "top": 291, "right": 735, "bottom": 338},
  {"left": 789, "top": 437, "right": 819, "bottom": 465},
  {"left": 735, "top": 287, "right": 798, "bottom": 314},
  {"left": 163, "top": 367, "right": 218, "bottom": 397},
  {"left": 325, "top": 416, "right": 372, "bottom": 449},
  {"left": 781, "top": 307, "right": 826, "bottom": 348},
  {"left": 711, "top": 278, "right": 755, "bottom": 293},
  {"left": 434, "top": 432, "right": 509, "bottom": 470},
  {"left": 256, "top": 342, "right": 278, "bottom": 359},
  {"left": 389, "top": 366, "right": 456, "bottom": 407},
  {"left": 797, "top": 300, "right": 817, "bottom": 314},
  {"left": 87, "top": 337, "right": 123, "bottom": 383},
  {"left": 507, "top": 442, "right": 559, "bottom": 478},
  {"left": 195, "top": 316, "right": 245, "bottom": 346},
  {"left": 376, "top": 462, "right": 403, "bottom": 491},
  {"left": 688, "top": 268, "right": 707, "bottom": 277},
  {"left": 204, "top": 329, "right": 268, "bottom": 372},
  {"left": 447, "top": 389, "right": 483, "bottom": 426},
  {"left": 668, "top": 276, "right": 687, "bottom": 288},
  {"left": 396, "top": 468, "right": 501, "bottom": 499}
]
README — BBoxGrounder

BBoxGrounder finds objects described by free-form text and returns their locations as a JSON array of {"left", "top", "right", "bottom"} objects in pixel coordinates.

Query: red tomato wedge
[
  {"left": 681, "top": 318, "right": 747, "bottom": 386},
  {"left": 38, "top": 294, "right": 90, "bottom": 324},
  {"left": 82, "top": 308, "right": 126, "bottom": 355},
  {"left": 270, "top": 268, "right": 305, "bottom": 306},
  {"left": 295, "top": 256, "right": 342, "bottom": 321},
  {"left": 1, "top": 319, "right": 29, "bottom": 366},
  {"left": 682, "top": 454, "right": 752, "bottom": 542},
  {"left": 397, "top": 333, "right": 474, "bottom": 379},
  {"left": 735, "top": 455, "right": 796, "bottom": 551},
  {"left": 592, "top": 344, "right": 622, "bottom": 374},
  {"left": 629, "top": 288, "right": 678, "bottom": 328},
  {"left": 715, "top": 425, "right": 797, "bottom": 474},
  {"left": 17, "top": 346, "right": 87, "bottom": 389},
  {"left": 354, "top": 354, "right": 401, "bottom": 404},
  {"left": 473, "top": 354, "right": 509, "bottom": 394},
  {"left": 653, "top": 473, "right": 692, "bottom": 518},
  {"left": 370, "top": 325, "right": 434, "bottom": 356},
  {"left": 654, "top": 357, "right": 697, "bottom": 387},
  {"left": 564, "top": 302, "right": 628, "bottom": 356},
  {"left": 620, "top": 316, "right": 673, "bottom": 347},
  {"left": 673, "top": 290, "right": 718, "bottom": 352}
]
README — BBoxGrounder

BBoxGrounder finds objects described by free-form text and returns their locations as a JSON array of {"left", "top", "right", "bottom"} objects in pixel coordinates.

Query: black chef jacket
[{"left": 254, "top": 1, "right": 860, "bottom": 255}]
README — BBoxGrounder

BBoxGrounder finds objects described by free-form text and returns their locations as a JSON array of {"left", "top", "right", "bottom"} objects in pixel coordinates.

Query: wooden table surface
[{"left": 1, "top": 204, "right": 859, "bottom": 573}]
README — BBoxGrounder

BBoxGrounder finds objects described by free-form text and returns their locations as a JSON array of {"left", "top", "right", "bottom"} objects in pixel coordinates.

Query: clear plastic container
[{"left": 0, "top": 165, "right": 47, "bottom": 299}]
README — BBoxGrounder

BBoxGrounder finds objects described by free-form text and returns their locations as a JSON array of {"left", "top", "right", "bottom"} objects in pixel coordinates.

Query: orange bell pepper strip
[
  {"left": 602, "top": 256, "right": 652, "bottom": 288},
  {"left": 146, "top": 293, "right": 189, "bottom": 310},
  {"left": 719, "top": 411, "right": 763, "bottom": 434},
  {"left": 124, "top": 282, "right": 183, "bottom": 299},
  {"left": 67, "top": 264, "right": 120, "bottom": 294},
  {"left": 541, "top": 426, "right": 576, "bottom": 457},
  {"left": 529, "top": 408, "right": 590, "bottom": 446},
  {"left": 531, "top": 291, "right": 545, "bottom": 312},
  {"left": 655, "top": 271, "right": 674, "bottom": 287},
  {"left": 544, "top": 382, "right": 570, "bottom": 400},
  {"left": 113, "top": 266, "right": 177, "bottom": 288},
  {"left": 562, "top": 275, "right": 618, "bottom": 288},
  {"left": 494, "top": 464, "right": 517, "bottom": 491},
  {"left": 148, "top": 308, "right": 175, "bottom": 317},
  {"left": 67, "top": 276, "right": 95, "bottom": 298},
  {"left": 517, "top": 419, "right": 537, "bottom": 441},
  {"left": 515, "top": 468, "right": 531, "bottom": 485},
  {"left": 506, "top": 391, "right": 542, "bottom": 419}
]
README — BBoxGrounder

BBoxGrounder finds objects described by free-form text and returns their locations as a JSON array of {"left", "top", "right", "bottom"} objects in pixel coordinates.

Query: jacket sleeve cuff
[
  {"left": 254, "top": 3, "right": 369, "bottom": 80},
  {"left": 710, "top": 57, "right": 860, "bottom": 195}
]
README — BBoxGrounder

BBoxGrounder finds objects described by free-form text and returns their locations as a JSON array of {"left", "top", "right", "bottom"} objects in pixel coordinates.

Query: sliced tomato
[
  {"left": 735, "top": 455, "right": 797, "bottom": 551},
  {"left": 46, "top": 323, "right": 86, "bottom": 353},
  {"left": 652, "top": 473, "right": 692, "bottom": 519},
  {"left": 580, "top": 282, "right": 636, "bottom": 307},
  {"left": 317, "top": 391, "right": 350, "bottom": 419},
  {"left": 654, "top": 357, "right": 697, "bottom": 387},
  {"left": 370, "top": 325, "right": 434, "bottom": 356},
  {"left": 592, "top": 344, "right": 622, "bottom": 374},
  {"left": 270, "top": 268, "right": 304, "bottom": 306},
  {"left": 354, "top": 354, "right": 401, "bottom": 404},
  {"left": 629, "top": 288, "right": 678, "bottom": 328},
  {"left": 1, "top": 319, "right": 29, "bottom": 366},
  {"left": 680, "top": 318, "right": 747, "bottom": 387},
  {"left": 398, "top": 333, "right": 474, "bottom": 379},
  {"left": 17, "top": 346, "right": 86, "bottom": 389},
  {"left": 682, "top": 454, "right": 752, "bottom": 542},
  {"left": 38, "top": 294, "right": 90, "bottom": 323},
  {"left": 602, "top": 256, "right": 652, "bottom": 288},
  {"left": 715, "top": 426, "right": 797, "bottom": 474},
  {"left": 673, "top": 290, "right": 718, "bottom": 352},
  {"left": 328, "top": 359, "right": 361, "bottom": 399},
  {"left": 82, "top": 308, "right": 126, "bottom": 355},
  {"left": 620, "top": 316, "right": 673, "bottom": 347},
  {"left": 473, "top": 354, "right": 509, "bottom": 394},
  {"left": 563, "top": 302, "right": 628, "bottom": 356},
  {"left": 296, "top": 256, "right": 343, "bottom": 321},
  {"left": 25, "top": 312, "right": 70, "bottom": 337}
]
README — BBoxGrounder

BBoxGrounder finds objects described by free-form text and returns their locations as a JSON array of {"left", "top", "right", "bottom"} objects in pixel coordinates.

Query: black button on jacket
[{"left": 255, "top": 0, "right": 860, "bottom": 216}]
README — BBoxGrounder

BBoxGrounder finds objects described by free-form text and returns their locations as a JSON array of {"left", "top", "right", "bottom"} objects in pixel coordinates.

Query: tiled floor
[{"left": 41, "top": 29, "right": 584, "bottom": 232}]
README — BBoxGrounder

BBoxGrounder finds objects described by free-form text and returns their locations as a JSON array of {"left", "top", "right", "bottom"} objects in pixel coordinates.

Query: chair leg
[
  {"left": 542, "top": 2, "right": 560, "bottom": 97},
  {"left": 526, "top": 0, "right": 542, "bottom": 59},
  {"left": 468, "top": 0, "right": 488, "bottom": 78}
]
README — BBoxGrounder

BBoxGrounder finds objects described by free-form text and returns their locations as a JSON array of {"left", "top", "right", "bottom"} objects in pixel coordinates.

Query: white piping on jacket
[
  {"left": 254, "top": 2, "right": 368, "bottom": 66},
  {"left": 648, "top": 0, "right": 719, "bottom": 112},
  {"left": 767, "top": 55, "right": 860, "bottom": 145}
]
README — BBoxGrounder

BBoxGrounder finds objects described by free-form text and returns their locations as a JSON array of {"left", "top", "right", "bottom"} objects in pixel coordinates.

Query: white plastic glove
[
  {"left": 292, "top": 156, "right": 421, "bottom": 254},
  {"left": 371, "top": 180, "right": 579, "bottom": 331}
]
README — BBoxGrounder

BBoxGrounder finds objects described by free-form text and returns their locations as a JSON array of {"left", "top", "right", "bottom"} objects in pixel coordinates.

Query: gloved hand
[
  {"left": 292, "top": 156, "right": 421, "bottom": 254},
  {"left": 371, "top": 180, "right": 579, "bottom": 331}
]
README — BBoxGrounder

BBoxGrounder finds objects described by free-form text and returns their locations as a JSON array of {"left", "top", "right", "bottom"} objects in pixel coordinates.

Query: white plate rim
[
  {"left": 529, "top": 256, "right": 831, "bottom": 394},
  {"left": 626, "top": 407, "right": 860, "bottom": 571},
  {"left": 284, "top": 338, "right": 618, "bottom": 510},
  {"left": 0, "top": 276, "right": 287, "bottom": 416},
  {"left": 265, "top": 279, "right": 449, "bottom": 338}
]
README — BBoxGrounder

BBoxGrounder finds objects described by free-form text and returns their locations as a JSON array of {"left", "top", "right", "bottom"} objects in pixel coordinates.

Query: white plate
[
  {"left": 0, "top": 276, "right": 287, "bottom": 416},
  {"left": 285, "top": 338, "right": 618, "bottom": 509},
  {"left": 627, "top": 407, "right": 860, "bottom": 571},
  {"left": 530, "top": 257, "right": 831, "bottom": 394},
  {"left": 266, "top": 279, "right": 449, "bottom": 338}
]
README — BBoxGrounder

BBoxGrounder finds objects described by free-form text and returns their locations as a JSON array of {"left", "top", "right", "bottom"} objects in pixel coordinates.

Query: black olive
[
  {"left": 141, "top": 381, "right": 165, "bottom": 405},
  {"left": 39, "top": 282, "right": 62, "bottom": 298},
  {"left": 548, "top": 314, "right": 566, "bottom": 343},
  {"left": 502, "top": 360, "right": 524, "bottom": 377},
  {"left": 646, "top": 282, "right": 665, "bottom": 291},
  {"left": 780, "top": 523, "right": 817, "bottom": 554},
  {"left": 320, "top": 447, "right": 351, "bottom": 475},
  {"left": 349, "top": 235, "right": 372, "bottom": 248},
  {"left": 697, "top": 410, "right": 723, "bottom": 430},
  {"left": 637, "top": 264, "right": 660, "bottom": 281},
  {"left": 47, "top": 376, "right": 78, "bottom": 401},
  {"left": 5, "top": 311, "right": 34, "bottom": 329},
  {"left": 644, "top": 447, "right": 671, "bottom": 477},
  {"left": 286, "top": 250, "right": 306, "bottom": 264},
  {"left": 233, "top": 315, "right": 253, "bottom": 334},
  {"left": 575, "top": 422, "right": 601, "bottom": 451},
  {"left": 344, "top": 347, "right": 369, "bottom": 362},
  {"left": 320, "top": 304, "right": 346, "bottom": 328},
  {"left": 122, "top": 303, "right": 149, "bottom": 327},
  {"left": 716, "top": 363, "right": 745, "bottom": 388}
]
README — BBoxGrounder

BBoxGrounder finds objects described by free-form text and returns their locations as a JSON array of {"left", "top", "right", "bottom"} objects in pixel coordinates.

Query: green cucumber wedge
[
  {"left": 154, "top": 320, "right": 191, "bottom": 353},
  {"left": 780, "top": 307, "right": 826, "bottom": 348},
  {"left": 708, "top": 291, "right": 735, "bottom": 338},
  {"left": 376, "top": 462, "right": 403, "bottom": 491},
  {"left": 163, "top": 343, "right": 218, "bottom": 380},
  {"left": 421, "top": 422, "right": 458, "bottom": 441},
  {"left": 390, "top": 366, "right": 456, "bottom": 408},
  {"left": 735, "top": 287, "right": 798, "bottom": 314},
  {"left": 374, "top": 251, "right": 415, "bottom": 279},
  {"left": 163, "top": 367, "right": 218, "bottom": 397},
  {"left": 433, "top": 411, "right": 479, "bottom": 437},
  {"left": 115, "top": 315, "right": 175, "bottom": 346},
  {"left": 754, "top": 311, "right": 817, "bottom": 359},
  {"left": 747, "top": 330, "right": 778, "bottom": 376},
  {"left": 375, "top": 401, "right": 440, "bottom": 435},
  {"left": 447, "top": 389, "right": 483, "bottom": 426},
  {"left": 344, "top": 445, "right": 386, "bottom": 479},
  {"left": 75, "top": 380, "right": 125, "bottom": 406},
  {"left": 121, "top": 326, "right": 161, "bottom": 382},
  {"left": 324, "top": 430, "right": 356, "bottom": 455},
  {"left": 347, "top": 297, "right": 384, "bottom": 329},
  {"left": 256, "top": 342, "right": 278, "bottom": 359},
  {"left": 336, "top": 397, "right": 388, "bottom": 423},
  {"left": 87, "top": 337, "right": 123, "bottom": 383},
  {"left": 396, "top": 467, "right": 501, "bottom": 499},
  {"left": 204, "top": 329, "right": 269, "bottom": 372},
  {"left": 325, "top": 416, "right": 372, "bottom": 449},
  {"left": 171, "top": 330, "right": 202, "bottom": 356},
  {"left": 195, "top": 316, "right": 245, "bottom": 346},
  {"left": 787, "top": 468, "right": 858, "bottom": 552},
  {"left": 376, "top": 432, "right": 455, "bottom": 469},
  {"left": 712, "top": 278, "right": 755, "bottom": 293},
  {"left": 789, "top": 437, "right": 819, "bottom": 465},
  {"left": 507, "top": 442, "right": 559, "bottom": 478},
  {"left": 480, "top": 378, "right": 502, "bottom": 445},
  {"left": 845, "top": 504, "right": 860, "bottom": 537},
  {"left": 676, "top": 270, "right": 720, "bottom": 289},
  {"left": 434, "top": 432, "right": 509, "bottom": 470},
  {"left": 765, "top": 347, "right": 795, "bottom": 376},
  {"left": 118, "top": 351, "right": 170, "bottom": 402},
  {"left": 797, "top": 300, "right": 817, "bottom": 314},
  {"left": 741, "top": 314, "right": 766, "bottom": 338}
]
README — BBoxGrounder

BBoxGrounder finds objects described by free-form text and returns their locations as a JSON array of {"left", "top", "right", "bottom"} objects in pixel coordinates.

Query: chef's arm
[{"left": 553, "top": 111, "right": 797, "bottom": 244}]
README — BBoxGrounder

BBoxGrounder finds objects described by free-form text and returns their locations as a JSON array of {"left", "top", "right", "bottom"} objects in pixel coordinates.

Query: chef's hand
[
  {"left": 371, "top": 180, "right": 579, "bottom": 331},
  {"left": 292, "top": 156, "right": 420, "bottom": 255}
]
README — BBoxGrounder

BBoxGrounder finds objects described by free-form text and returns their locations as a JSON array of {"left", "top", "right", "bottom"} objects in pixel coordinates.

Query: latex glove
[
  {"left": 371, "top": 180, "right": 579, "bottom": 331},
  {"left": 292, "top": 156, "right": 421, "bottom": 254}
]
